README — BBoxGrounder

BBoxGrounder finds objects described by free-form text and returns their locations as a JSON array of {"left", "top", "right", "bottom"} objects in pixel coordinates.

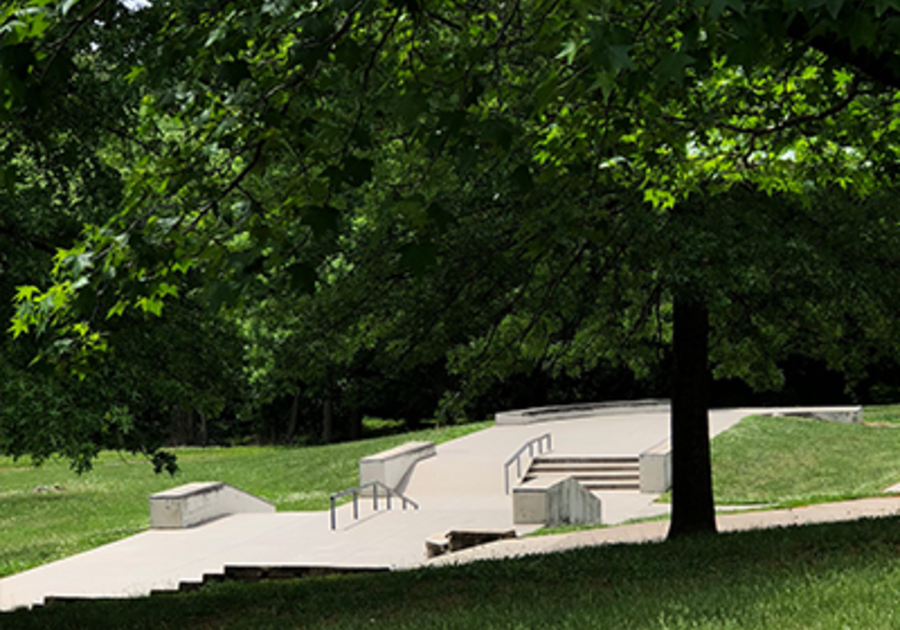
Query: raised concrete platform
[
  {"left": 495, "top": 399, "right": 670, "bottom": 425},
  {"left": 639, "top": 438, "right": 671, "bottom": 493},
  {"left": 149, "top": 482, "right": 275, "bottom": 529},
  {"left": 761, "top": 406, "right": 862, "bottom": 424}
]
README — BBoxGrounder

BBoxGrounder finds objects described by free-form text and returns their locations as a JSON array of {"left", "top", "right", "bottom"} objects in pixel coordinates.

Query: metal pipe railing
[
  {"left": 329, "top": 481, "right": 419, "bottom": 530},
  {"left": 503, "top": 433, "right": 552, "bottom": 494}
]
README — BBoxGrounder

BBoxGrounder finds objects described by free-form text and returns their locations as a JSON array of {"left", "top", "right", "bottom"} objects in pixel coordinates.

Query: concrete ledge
[
  {"left": 495, "top": 399, "right": 670, "bottom": 425},
  {"left": 764, "top": 406, "right": 862, "bottom": 424},
  {"left": 513, "top": 475, "right": 602, "bottom": 526},
  {"left": 149, "top": 482, "right": 275, "bottom": 529},
  {"left": 359, "top": 441, "right": 436, "bottom": 494},
  {"left": 639, "top": 438, "right": 671, "bottom": 494}
]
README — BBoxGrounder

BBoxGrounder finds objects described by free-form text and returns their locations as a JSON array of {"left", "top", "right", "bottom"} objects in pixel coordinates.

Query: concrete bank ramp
[{"left": 149, "top": 482, "right": 274, "bottom": 529}]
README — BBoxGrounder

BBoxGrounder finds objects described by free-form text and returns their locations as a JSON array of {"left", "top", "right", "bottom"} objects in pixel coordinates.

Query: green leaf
[
  {"left": 8, "top": 317, "right": 29, "bottom": 339},
  {"left": 609, "top": 45, "right": 635, "bottom": 72},
  {"left": 557, "top": 40, "right": 580, "bottom": 65},
  {"left": 826, "top": 0, "right": 843, "bottom": 19},
  {"left": 14, "top": 285, "right": 39, "bottom": 302},
  {"left": 654, "top": 51, "right": 695, "bottom": 84},
  {"left": 533, "top": 73, "right": 559, "bottom": 113},
  {"left": 106, "top": 300, "right": 128, "bottom": 319},
  {"left": 847, "top": 10, "right": 875, "bottom": 51},
  {"left": 874, "top": 0, "right": 900, "bottom": 17}
]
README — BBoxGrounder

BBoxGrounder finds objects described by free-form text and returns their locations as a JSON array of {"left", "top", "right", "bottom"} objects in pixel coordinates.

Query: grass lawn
[
  {"left": 0, "top": 421, "right": 490, "bottom": 578},
  {"left": 8, "top": 515, "right": 900, "bottom": 629},
  {"left": 710, "top": 412, "right": 900, "bottom": 506}
]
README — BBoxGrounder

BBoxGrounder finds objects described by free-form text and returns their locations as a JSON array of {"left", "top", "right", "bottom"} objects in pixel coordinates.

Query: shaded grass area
[
  {"left": 710, "top": 413, "right": 900, "bottom": 506},
  {"left": 0, "top": 422, "right": 489, "bottom": 578},
  {"left": 8, "top": 516, "right": 900, "bottom": 629}
]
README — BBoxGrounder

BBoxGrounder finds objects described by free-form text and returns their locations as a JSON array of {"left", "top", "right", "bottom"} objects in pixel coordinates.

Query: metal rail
[
  {"left": 503, "top": 433, "right": 552, "bottom": 494},
  {"left": 329, "top": 481, "right": 419, "bottom": 530}
]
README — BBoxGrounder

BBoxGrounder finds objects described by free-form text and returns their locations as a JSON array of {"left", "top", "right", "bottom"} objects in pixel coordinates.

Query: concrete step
[
  {"left": 533, "top": 456, "right": 639, "bottom": 465},
  {"left": 167, "top": 566, "right": 389, "bottom": 595},
  {"left": 530, "top": 464, "right": 639, "bottom": 473},
  {"left": 525, "top": 473, "right": 639, "bottom": 482}
]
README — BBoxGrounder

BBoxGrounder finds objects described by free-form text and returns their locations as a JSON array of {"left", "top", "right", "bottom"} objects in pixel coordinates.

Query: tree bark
[
  {"left": 667, "top": 293, "right": 717, "bottom": 539},
  {"left": 286, "top": 390, "right": 300, "bottom": 444},
  {"left": 322, "top": 391, "right": 333, "bottom": 444}
]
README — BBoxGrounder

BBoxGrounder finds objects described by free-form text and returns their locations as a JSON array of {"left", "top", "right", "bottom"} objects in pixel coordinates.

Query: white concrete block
[
  {"left": 513, "top": 475, "right": 602, "bottom": 526},
  {"left": 639, "top": 438, "right": 672, "bottom": 493},
  {"left": 359, "top": 441, "right": 436, "bottom": 494},
  {"left": 767, "top": 406, "right": 862, "bottom": 424},
  {"left": 149, "top": 482, "right": 274, "bottom": 529}
]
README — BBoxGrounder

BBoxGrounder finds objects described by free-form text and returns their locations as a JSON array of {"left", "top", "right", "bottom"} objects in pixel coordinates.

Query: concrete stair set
[{"left": 524, "top": 455, "right": 641, "bottom": 492}]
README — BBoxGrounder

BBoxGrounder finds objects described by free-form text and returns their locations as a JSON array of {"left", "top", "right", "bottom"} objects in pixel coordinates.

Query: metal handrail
[
  {"left": 329, "top": 481, "right": 419, "bottom": 530},
  {"left": 503, "top": 433, "right": 552, "bottom": 494}
]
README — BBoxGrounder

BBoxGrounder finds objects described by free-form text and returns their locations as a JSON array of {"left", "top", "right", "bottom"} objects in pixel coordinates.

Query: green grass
[
  {"left": 709, "top": 413, "right": 900, "bottom": 506},
  {"left": 863, "top": 404, "right": 900, "bottom": 425},
  {"left": 0, "top": 422, "right": 490, "bottom": 578},
  {"left": 8, "top": 515, "right": 900, "bottom": 629}
]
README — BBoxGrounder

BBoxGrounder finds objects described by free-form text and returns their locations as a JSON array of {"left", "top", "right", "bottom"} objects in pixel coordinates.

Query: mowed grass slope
[
  {"left": 8, "top": 515, "right": 900, "bottom": 629},
  {"left": 710, "top": 413, "right": 900, "bottom": 506},
  {"left": 0, "top": 422, "right": 489, "bottom": 578}
]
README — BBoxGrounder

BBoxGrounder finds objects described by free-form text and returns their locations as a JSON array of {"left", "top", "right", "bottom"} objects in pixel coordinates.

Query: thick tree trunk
[{"left": 667, "top": 293, "right": 717, "bottom": 539}]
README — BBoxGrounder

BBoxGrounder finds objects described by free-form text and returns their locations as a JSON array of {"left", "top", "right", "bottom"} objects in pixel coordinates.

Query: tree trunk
[
  {"left": 286, "top": 390, "right": 300, "bottom": 445},
  {"left": 322, "top": 391, "right": 333, "bottom": 444},
  {"left": 349, "top": 408, "right": 362, "bottom": 440},
  {"left": 667, "top": 293, "right": 717, "bottom": 539},
  {"left": 199, "top": 411, "right": 208, "bottom": 446}
]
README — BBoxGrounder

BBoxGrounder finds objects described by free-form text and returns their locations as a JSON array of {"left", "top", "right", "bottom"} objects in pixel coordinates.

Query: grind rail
[
  {"left": 329, "top": 481, "right": 419, "bottom": 530},
  {"left": 504, "top": 433, "right": 552, "bottom": 494}
]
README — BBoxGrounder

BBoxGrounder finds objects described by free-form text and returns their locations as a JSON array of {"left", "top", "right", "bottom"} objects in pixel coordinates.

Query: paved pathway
[
  {"left": 0, "top": 404, "right": 868, "bottom": 611},
  {"left": 428, "top": 496, "right": 900, "bottom": 566}
]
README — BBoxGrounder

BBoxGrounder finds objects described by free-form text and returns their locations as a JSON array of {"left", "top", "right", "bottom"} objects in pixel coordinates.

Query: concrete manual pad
[{"left": 0, "top": 404, "right": 865, "bottom": 611}]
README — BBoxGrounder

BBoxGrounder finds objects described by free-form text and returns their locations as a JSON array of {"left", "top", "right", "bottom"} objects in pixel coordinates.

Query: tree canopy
[{"left": 6, "top": 0, "right": 900, "bottom": 536}]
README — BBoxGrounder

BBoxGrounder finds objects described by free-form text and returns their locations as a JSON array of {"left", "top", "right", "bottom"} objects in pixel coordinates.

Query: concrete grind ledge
[
  {"left": 149, "top": 482, "right": 274, "bottom": 529},
  {"left": 495, "top": 400, "right": 671, "bottom": 425}
]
